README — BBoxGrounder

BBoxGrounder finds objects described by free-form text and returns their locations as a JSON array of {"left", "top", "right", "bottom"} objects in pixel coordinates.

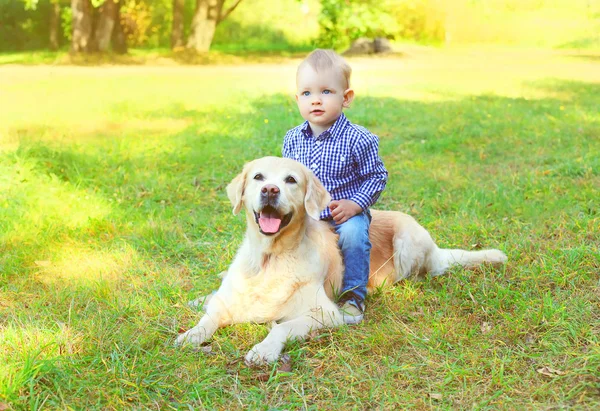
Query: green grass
[{"left": 0, "top": 49, "right": 599, "bottom": 409}]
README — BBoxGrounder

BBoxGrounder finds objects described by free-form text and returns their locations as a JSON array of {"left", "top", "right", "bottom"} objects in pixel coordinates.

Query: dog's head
[{"left": 226, "top": 157, "right": 330, "bottom": 236}]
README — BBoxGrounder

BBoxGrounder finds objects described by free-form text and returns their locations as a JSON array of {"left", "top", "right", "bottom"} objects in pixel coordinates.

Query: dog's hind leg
[
  {"left": 391, "top": 228, "right": 433, "bottom": 281},
  {"left": 392, "top": 233, "right": 417, "bottom": 281}
]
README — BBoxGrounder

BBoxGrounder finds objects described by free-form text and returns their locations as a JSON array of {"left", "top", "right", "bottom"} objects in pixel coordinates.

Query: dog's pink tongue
[{"left": 259, "top": 216, "right": 282, "bottom": 234}]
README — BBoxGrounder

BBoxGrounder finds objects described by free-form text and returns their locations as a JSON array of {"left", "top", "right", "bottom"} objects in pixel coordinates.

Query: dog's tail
[{"left": 427, "top": 247, "right": 507, "bottom": 276}]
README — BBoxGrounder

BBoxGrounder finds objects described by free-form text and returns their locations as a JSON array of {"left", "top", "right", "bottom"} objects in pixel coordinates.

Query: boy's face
[{"left": 295, "top": 65, "right": 354, "bottom": 134}]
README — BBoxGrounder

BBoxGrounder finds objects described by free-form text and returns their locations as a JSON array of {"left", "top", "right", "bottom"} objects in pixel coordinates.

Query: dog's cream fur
[{"left": 175, "top": 157, "right": 507, "bottom": 364}]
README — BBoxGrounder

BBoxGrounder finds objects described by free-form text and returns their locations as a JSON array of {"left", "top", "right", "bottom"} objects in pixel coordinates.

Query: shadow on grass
[
  {"left": 2, "top": 79, "right": 598, "bottom": 282},
  {"left": 0, "top": 48, "right": 311, "bottom": 66}
]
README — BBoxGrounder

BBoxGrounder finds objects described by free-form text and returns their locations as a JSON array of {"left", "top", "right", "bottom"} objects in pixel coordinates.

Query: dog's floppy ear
[
  {"left": 305, "top": 172, "right": 331, "bottom": 220},
  {"left": 226, "top": 162, "right": 252, "bottom": 215}
]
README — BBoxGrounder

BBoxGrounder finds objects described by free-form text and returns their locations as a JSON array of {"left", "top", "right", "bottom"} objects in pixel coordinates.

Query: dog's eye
[
  {"left": 253, "top": 173, "right": 264, "bottom": 181},
  {"left": 285, "top": 176, "right": 297, "bottom": 184}
]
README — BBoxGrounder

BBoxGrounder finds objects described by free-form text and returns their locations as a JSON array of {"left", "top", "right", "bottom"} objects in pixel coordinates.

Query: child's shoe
[{"left": 338, "top": 294, "right": 365, "bottom": 325}]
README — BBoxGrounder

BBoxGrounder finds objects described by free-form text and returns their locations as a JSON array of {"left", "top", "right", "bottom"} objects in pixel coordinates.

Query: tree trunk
[
  {"left": 186, "top": 0, "right": 219, "bottom": 52},
  {"left": 111, "top": 1, "right": 127, "bottom": 54},
  {"left": 49, "top": 1, "right": 61, "bottom": 51},
  {"left": 94, "top": 0, "right": 118, "bottom": 52},
  {"left": 171, "top": 0, "right": 185, "bottom": 49},
  {"left": 71, "top": 0, "right": 93, "bottom": 52}
]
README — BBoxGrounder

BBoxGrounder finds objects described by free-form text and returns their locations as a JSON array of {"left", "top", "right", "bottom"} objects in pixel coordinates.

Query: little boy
[{"left": 282, "top": 49, "right": 388, "bottom": 324}]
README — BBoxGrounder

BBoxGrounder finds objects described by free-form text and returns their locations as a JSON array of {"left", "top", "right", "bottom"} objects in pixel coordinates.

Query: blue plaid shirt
[{"left": 282, "top": 113, "right": 388, "bottom": 219}]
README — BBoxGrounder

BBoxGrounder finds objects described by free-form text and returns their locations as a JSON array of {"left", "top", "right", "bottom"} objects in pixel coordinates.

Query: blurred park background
[{"left": 1, "top": 0, "right": 599, "bottom": 60}]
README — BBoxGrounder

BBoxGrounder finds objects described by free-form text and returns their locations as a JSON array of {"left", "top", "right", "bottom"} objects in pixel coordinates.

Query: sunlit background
[{"left": 2, "top": 0, "right": 599, "bottom": 56}]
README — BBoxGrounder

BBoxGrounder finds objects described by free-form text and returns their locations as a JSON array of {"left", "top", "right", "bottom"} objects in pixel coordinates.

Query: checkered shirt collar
[{"left": 300, "top": 113, "right": 350, "bottom": 140}]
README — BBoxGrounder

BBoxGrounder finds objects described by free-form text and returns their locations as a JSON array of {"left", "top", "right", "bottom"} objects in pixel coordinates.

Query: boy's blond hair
[{"left": 297, "top": 49, "right": 352, "bottom": 89}]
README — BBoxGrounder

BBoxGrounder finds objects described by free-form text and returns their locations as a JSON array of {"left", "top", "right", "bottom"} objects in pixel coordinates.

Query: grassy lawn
[{"left": 0, "top": 48, "right": 599, "bottom": 409}]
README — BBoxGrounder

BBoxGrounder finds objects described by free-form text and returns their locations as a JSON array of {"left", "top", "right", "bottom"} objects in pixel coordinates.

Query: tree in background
[
  {"left": 111, "top": 0, "right": 127, "bottom": 53},
  {"left": 171, "top": 0, "right": 185, "bottom": 49},
  {"left": 16, "top": 0, "right": 127, "bottom": 53},
  {"left": 70, "top": 0, "right": 92, "bottom": 52},
  {"left": 14, "top": 0, "right": 244, "bottom": 53},
  {"left": 49, "top": 0, "right": 61, "bottom": 49},
  {"left": 70, "top": 0, "right": 127, "bottom": 53},
  {"left": 186, "top": 0, "right": 243, "bottom": 52},
  {"left": 94, "top": 0, "right": 119, "bottom": 52},
  {"left": 5, "top": 0, "right": 599, "bottom": 53}
]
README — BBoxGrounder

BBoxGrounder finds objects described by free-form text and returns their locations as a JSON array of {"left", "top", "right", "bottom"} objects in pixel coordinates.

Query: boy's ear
[{"left": 343, "top": 88, "right": 355, "bottom": 108}]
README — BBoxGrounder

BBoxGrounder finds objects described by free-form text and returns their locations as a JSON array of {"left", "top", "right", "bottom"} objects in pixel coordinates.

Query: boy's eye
[
  {"left": 253, "top": 173, "right": 264, "bottom": 181},
  {"left": 302, "top": 91, "right": 310, "bottom": 97},
  {"left": 285, "top": 176, "right": 297, "bottom": 184},
  {"left": 323, "top": 90, "right": 331, "bottom": 95}
]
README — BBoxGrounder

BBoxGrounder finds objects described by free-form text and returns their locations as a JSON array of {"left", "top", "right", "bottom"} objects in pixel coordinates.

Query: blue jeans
[{"left": 328, "top": 210, "right": 371, "bottom": 303}]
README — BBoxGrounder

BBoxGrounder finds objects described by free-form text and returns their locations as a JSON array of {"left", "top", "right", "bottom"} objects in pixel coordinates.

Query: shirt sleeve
[
  {"left": 282, "top": 129, "right": 293, "bottom": 158},
  {"left": 349, "top": 133, "right": 388, "bottom": 210}
]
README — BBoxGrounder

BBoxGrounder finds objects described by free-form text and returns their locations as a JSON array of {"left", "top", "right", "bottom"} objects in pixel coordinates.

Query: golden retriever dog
[{"left": 175, "top": 157, "right": 507, "bottom": 364}]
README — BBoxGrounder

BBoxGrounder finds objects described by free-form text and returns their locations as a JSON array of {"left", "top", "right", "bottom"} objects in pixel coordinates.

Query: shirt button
[
  {"left": 311, "top": 163, "right": 317, "bottom": 169},
  {"left": 316, "top": 140, "right": 321, "bottom": 144}
]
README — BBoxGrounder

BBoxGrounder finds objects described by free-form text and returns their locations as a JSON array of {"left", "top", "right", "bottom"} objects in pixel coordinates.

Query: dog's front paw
[
  {"left": 244, "top": 340, "right": 283, "bottom": 365},
  {"left": 174, "top": 326, "right": 207, "bottom": 347}
]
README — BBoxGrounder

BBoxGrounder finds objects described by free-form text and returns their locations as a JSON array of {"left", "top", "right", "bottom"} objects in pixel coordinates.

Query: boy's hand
[{"left": 329, "top": 200, "right": 362, "bottom": 224}]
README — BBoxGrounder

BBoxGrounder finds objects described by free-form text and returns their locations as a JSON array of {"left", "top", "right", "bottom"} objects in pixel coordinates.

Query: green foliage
[
  {"left": 317, "top": 0, "right": 600, "bottom": 49},
  {"left": 22, "top": 0, "right": 39, "bottom": 10},
  {"left": 108, "top": 0, "right": 174, "bottom": 49},
  {"left": 0, "top": 0, "right": 51, "bottom": 50},
  {"left": 0, "top": 0, "right": 73, "bottom": 51},
  {"left": 317, "top": 0, "right": 400, "bottom": 49},
  {"left": 120, "top": 0, "right": 157, "bottom": 47},
  {"left": 2, "top": 0, "right": 600, "bottom": 52},
  {"left": 60, "top": 5, "right": 72, "bottom": 41},
  {"left": 145, "top": 0, "right": 174, "bottom": 48},
  {"left": 212, "top": 0, "right": 320, "bottom": 52},
  {"left": 315, "top": 0, "right": 449, "bottom": 49}
]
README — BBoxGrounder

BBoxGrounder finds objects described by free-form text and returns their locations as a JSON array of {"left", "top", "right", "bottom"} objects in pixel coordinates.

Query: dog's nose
[{"left": 261, "top": 184, "right": 280, "bottom": 200}]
